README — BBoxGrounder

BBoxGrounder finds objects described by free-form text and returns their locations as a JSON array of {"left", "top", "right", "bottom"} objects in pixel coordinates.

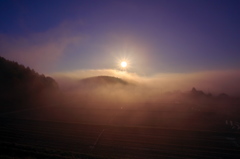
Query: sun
[
  {"left": 116, "top": 56, "right": 130, "bottom": 70},
  {"left": 121, "top": 61, "right": 127, "bottom": 68}
]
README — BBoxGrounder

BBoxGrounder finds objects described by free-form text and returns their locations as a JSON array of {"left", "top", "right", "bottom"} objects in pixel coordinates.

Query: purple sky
[{"left": 0, "top": 0, "right": 240, "bottom": 75}]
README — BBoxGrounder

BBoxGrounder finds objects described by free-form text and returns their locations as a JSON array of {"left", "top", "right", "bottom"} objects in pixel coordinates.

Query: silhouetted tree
[{"left": 0, "top": 56, "right": 59, "bottom": 112}]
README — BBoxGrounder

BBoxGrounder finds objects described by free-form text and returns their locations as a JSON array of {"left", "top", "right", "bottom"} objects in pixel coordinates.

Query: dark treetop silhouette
[{"left": 0, "top": 56, "right": 59, "bottom": 112}]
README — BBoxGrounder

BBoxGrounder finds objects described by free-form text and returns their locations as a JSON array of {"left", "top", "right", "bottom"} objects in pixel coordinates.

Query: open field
[{"left": 1, "top": 103, "right": 240, "bottom": 158}]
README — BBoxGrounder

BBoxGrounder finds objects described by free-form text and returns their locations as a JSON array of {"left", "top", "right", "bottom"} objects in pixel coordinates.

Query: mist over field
[
  {"left": 53, "top": 69, "right": 240, "bottom": 103},
  {"left": 1, "top": 56, "right": 240, "bottom": 159}
]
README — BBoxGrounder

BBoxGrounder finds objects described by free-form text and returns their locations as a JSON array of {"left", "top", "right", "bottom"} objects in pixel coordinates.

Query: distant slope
[
  {"left": 0, "top": 56, "right": 59, "bottom": 112},
  {"left": 79, "top": 76, "right": 129, "bottom": 88}
]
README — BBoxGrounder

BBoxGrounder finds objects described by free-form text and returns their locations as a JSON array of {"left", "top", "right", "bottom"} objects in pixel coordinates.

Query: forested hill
[{"left": 0, "top": 56, "right": 59, "bottom": 112}]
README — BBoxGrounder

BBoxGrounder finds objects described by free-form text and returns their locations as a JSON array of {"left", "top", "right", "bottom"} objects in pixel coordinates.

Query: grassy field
[{"left": 1, "top": 102, "right": 240, "bottom": 158}]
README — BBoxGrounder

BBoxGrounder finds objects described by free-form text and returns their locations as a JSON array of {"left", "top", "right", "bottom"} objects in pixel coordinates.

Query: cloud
[
  {"left": 0, "top": 21, "right": 83, "bottom": 73},
  {"left": 53, "top": 69, "right": 240, "bottom": 96}
]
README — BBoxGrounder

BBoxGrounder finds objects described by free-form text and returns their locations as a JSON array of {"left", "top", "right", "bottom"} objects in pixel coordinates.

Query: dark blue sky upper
[{"left": 0, "top": 0, "right": 240, "bottom": 74}]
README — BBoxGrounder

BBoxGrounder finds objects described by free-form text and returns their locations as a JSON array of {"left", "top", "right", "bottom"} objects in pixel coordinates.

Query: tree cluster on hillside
[
  {"left": 0, "top": 56, "right": 59, "bottom": 112},
  {"left": 190, "top": 87, "right": 231, "bottom": 99}
]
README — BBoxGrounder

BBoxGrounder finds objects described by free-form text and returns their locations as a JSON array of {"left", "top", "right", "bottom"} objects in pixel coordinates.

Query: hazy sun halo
[{"left": 121, "top": 61, "right": 127, "bottom": 68}]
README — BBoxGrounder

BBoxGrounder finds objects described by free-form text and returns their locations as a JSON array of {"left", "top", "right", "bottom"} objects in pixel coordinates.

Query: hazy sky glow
[{"left": 0, "top": 0, "right": 240, "bottom": 76}]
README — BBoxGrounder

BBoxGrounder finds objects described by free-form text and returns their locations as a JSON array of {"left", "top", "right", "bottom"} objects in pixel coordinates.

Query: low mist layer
[
  {"left": 52, "top": 69, "right": 240, "bottom": 111},
  {"left": 54, "top": 69, "right": 240, "bottom": 96}
]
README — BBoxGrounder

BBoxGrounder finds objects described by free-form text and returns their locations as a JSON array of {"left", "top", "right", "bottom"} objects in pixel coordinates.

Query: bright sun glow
[{"left": 121, "top": 61, "right": 127, "bottom": 68}]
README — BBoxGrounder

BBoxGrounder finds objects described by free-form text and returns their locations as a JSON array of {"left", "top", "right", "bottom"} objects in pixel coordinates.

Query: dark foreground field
[{"left": 1, "top": 102, "right": 240, "bottom": 159}]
